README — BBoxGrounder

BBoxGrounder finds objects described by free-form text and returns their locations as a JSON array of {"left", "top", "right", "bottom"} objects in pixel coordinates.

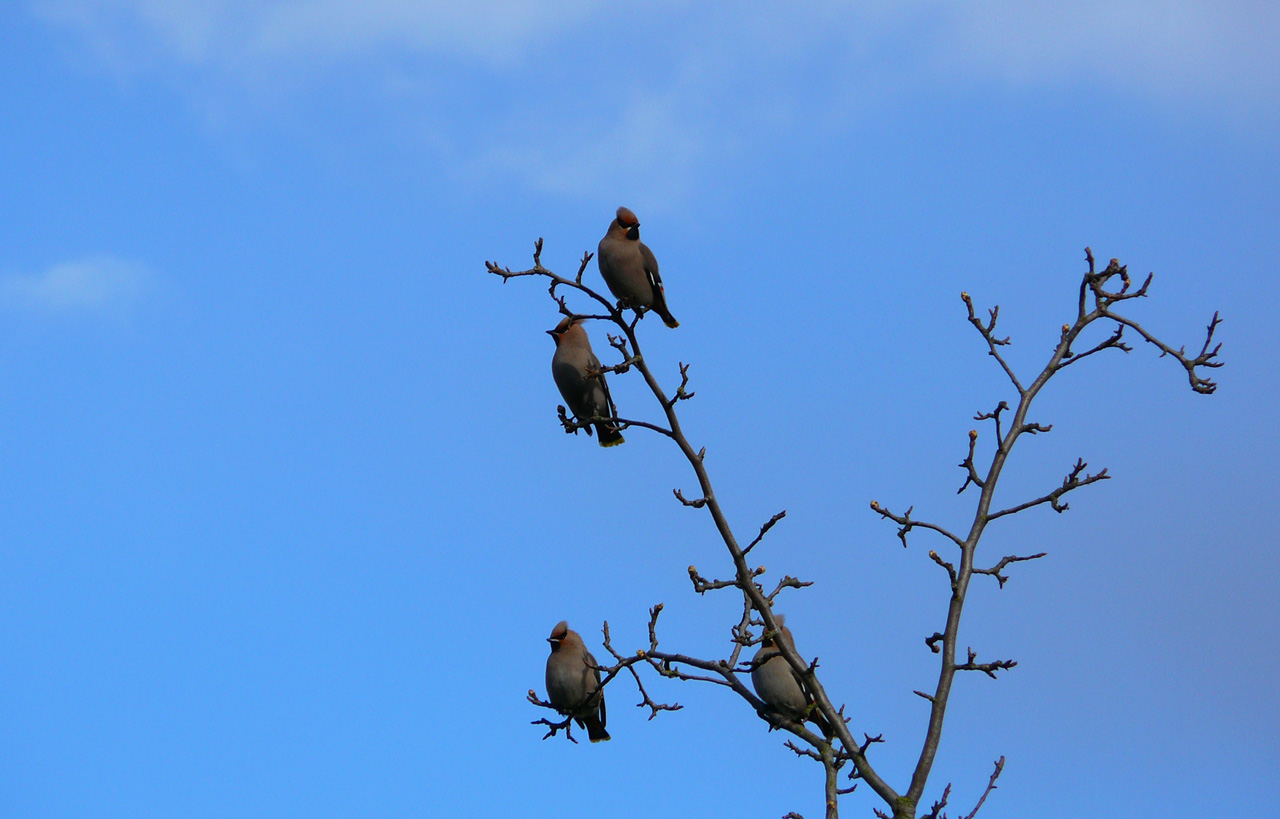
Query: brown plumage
[
  {"left": 548, "top": 317, "right": 624, "bottom": 447},
  {"left": 750, "top": 615, "right": 833, "bottom": 737},
  {"left": 545, "top": 621, "right": 610, "bottom": 742},
  {"left": 597, "top": 206, "right": 679, "bottom": 328}
]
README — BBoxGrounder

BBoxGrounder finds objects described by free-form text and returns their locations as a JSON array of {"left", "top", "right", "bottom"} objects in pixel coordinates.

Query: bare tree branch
[
  {"left": 743, "top": 510, "right": 788, "bottom": 556},
  {"left": 955, "top": 647, "right": 1017, "bottom": 679},
  {"left": 986, "top": 458, "right": 1109, "bottom": 520},
  {"left": 922, "top": 783, "right": 951, "bottom": 819},
  {"left": 767, "top": 573, "right": 814, "bottom": 602},
  {"left": 928, "top": 550, "right": 958, "bottom": 588},
  {"left": 957, "top": 430, "right": 985, "bottom": 494},
  {"left": 495, "top": 242, "right": 1222, "bottom": 819},
  {"left": 962, "top": 292, "right": 1022, "bottom": 394},
  {"left": 973, "top": 401, "right": 1010, "bottom": 444},
  {"left": 1059, "top": 323, "right": 1131, "bottom": 368},
  {"left": 526, "top": 691, "right": 580, "bottom": 743},
  {"left": 874, "top": 249, "right": 1222, "bottom": 816},
  {"left": 960, "top": 757, "right": 1005, "bottom": 819},
  {"left": 666, "top": 361, "right": 696, "bottom": 408},
  {"left": 972, "top": 552, "right": 1047, "bottom": 588},
  {"left": 688, "top": 564, "right": 758, "bottom": 594},
  {"left": 871, "top": 501, "right": 965, "bottom": 549}
]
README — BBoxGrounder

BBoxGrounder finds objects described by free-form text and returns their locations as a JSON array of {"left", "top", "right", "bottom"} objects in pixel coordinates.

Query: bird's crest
[{"left": 615, "top": 206, "right": 639, "bottom": 228}]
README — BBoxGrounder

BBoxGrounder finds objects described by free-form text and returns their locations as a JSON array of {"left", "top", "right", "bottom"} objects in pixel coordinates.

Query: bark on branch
[{"left": 493, "top": 243, "right": 1221, "bottom": 819}]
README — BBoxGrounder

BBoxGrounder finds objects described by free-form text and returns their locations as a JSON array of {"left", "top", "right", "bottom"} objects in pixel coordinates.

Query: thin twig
[
  {"left": 961, "top": 757, "right": 1006, "bottom": 819},
  {"left": 743, "top": 510, "right": 787, "bottom": 556}
]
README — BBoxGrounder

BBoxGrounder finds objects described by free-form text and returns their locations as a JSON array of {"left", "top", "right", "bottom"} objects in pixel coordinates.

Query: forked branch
[{"left": 495, "top": 243, "right": 1220, "bottom": 819}]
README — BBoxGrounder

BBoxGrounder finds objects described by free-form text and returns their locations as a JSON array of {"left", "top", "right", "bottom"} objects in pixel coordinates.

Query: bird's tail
[
  {"left": 595, "top": 422, "right": 625, "bottom": 447},
  {"left": 584, "top": 715, "right": 611, "bottom": 742},
  {"left": 651, "top": 288, "right": 679, "bottom": 328},
  {"left": 809, "top": 709, "right": 834, "bottom": 739}
]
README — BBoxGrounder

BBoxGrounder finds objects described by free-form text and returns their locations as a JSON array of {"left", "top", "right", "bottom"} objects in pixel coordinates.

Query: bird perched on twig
[
  {"left": 751, "top": 615, "right": 833, "bottom": 737},
  {"left": 548, "top": 317, "right": 625, "bottom": 447},
  {"left": 598, "top": 206, "right": 679, "bottom": 328},
  {"left": 545, "top": 621, "right": 610, "bottom": 742}
]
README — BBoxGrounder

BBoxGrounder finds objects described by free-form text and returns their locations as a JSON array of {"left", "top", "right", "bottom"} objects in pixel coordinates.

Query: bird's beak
[{"left": 546, "top": 329, "right": 558, "bottom": 338}]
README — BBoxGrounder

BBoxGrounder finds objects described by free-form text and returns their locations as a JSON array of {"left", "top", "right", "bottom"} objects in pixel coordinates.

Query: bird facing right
[
  {"left": 545, "top": 621, "right": 610, "bottom": 742},
  {"left": 597, "top": 206, "right": 679, "bottom": 328},
  {"left": 750, "top": 615, "right": 832, "bottom": 737}
]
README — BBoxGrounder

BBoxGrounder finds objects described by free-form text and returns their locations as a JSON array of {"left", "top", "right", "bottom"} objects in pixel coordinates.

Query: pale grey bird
[
  {"left": 548, "top": 317, "right": 625, "bottom": 447},
  {"left": 545, "top": 621, "right": 610, "bottom": 742},
  {"left": 750, "top": 615, "right": 832, "bottom": 737},
  {"left": 597, "top": 206, "right": 679, "bottom": 328}
]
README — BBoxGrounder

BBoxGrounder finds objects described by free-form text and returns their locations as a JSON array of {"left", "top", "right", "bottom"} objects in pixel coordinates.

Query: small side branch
[
  {"left": 974, "top": 552, "right": 1048, "bottom": 588},
  {"left": 928, "top": 550, "right": 958, "bottom": 588},
  {"left": 786, "top": 740, "right": 823, "bottom": 762},
  {"left": 870, "top": 501, "right": 965, "bottom": 548},
  {"left": 1104, "top": 309, "right": 1223, "bottom": 394},
  {"left": 962, "top": 291, "right": 1023, "bottom": 394},
  {"left": 956, "top": 648, "right": 1017, "bottom": 679},
  {"left": 1060, "top": 323, "right": 1131, "bottom": 368},
  {"left": 922, "top": 783, "right": 951, "bottom": 819},
  {"left": 961, "top": 757, "right": 1006, "bottom": 819},
  {"left": 1079, "top": 248, "right": 1224, "bottom": 394},
  {"left": 957, "top": 430, "right": 985, "bottom": 494},
  {"left": 600, "top": 614, "right": 684, "bottom": 720},
  {"left": 987, "top": 458, "right": 1109, "bottom": 520},
  {"left": 574, "top": 249, "right": 593, "bottom": 284},
  {"left": 665, "top": 361, "right": 696, "bottom": 408},
  {"left": 767, "top": 573, "right": 814, "bottom": 603},
  {"left": 611, "top": 416, "right": 675, "bottom": 438},
  {"left": 526, "top": 691, "right": 579, "bottom": 743},
  {"left": 688, "top": 564, "right": 759, "bottom": 594},
  {"left": 603, "top": 334, "right": 635, "bottom": 374},
  {"left": 673, "top": 488, "right": 707, "bottom": 508},
  {"left": 743, "top": 510, "right": 787, "bottom": 556},
  {"left": 974, "top": 401, "right": 1010, "bottom": 444}
]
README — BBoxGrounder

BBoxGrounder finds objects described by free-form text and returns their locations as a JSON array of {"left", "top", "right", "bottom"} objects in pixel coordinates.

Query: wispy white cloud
[
  {"left": 33, "top": 0, "right": 611, "bottom": 70},
  {"left": 34, "top": 0, "right": 1278, "bottom": 97},
  {"left": 928, "top": 1, "right": 1280, "bottom": 102},
  {"left": 248, "top": 0, "right": 606, "bottom": 63},
  {"left": 0, "top": 255, "right": 150, "bottom": 315},
  {"left": 30, "top": 0, "right": 1279, "bottom": 197},
  {"left": 471, "top": 91, "right": 709, "bottom": 200}
]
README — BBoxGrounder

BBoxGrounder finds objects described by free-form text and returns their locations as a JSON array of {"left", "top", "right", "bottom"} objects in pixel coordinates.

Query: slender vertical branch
[
  {"left": 897, "top": 250, "right": 1220, "bottom": 810},
  {"left": 492, "top": 244, "right": 1220, "bottom": 819}
]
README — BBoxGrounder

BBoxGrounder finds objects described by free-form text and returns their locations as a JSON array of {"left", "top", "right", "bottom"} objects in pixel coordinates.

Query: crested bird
[
  {"left": 750, "top": 615, "right": 833, "bottom": 737},
  {"left": 545, "top": 621, "right": 610, "bottom": 742},
  {"left": 548, "top": 317, "right": 625, "bottom": 447},
  {"left": 598, "top": 206, "right": 679, "bottom": 328}
]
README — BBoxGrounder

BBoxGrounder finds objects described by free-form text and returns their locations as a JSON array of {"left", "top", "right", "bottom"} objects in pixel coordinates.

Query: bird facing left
[
  {"left": 548, "top": 317, "right": 625, "bottom": 447},
  {"left": 544, "top": 621, "right": 610, "bottom": 742}
]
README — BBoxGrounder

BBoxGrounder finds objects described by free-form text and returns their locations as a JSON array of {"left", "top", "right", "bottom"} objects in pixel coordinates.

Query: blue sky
[{"left": 2, "top": 2, "right": 1277, "bottom": 817}]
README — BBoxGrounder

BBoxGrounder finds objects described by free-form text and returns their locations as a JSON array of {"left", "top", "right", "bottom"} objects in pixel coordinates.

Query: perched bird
[
  {"left": 548, "top": 317, "right": 625, "bottom": 447},
  {"left": 598, "top": 206, "right": 679, "bottom": 328},
  {"left": 545, "top": 621, "right": 610, "bottom": 742},
  {"left": 750, "top": 615, "right": 833, "bottom": 737}
]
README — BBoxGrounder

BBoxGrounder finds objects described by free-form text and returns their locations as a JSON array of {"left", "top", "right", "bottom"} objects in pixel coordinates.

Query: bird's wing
[
  {"left": 590, "top": 353, "right": 620, "bottom": 420},
  {"left": 639, "top": 242, "right": 663, "bottom": 291}
]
